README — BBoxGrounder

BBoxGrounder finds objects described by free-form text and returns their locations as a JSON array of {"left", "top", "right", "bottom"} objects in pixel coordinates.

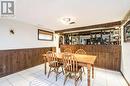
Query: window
[{"left": 38, "top": 29, "right": 53, "bottom": 41}]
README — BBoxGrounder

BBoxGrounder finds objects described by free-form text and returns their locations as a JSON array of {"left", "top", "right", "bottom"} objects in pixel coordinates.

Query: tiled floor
[{"left": 0, "top": 63, "right": 128, "bottom": 86}]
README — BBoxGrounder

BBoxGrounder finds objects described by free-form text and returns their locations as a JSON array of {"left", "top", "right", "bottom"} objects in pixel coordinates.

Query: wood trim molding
[
  {"left": 55, "top": 21, "right": 121, "bottom": 33},
  {"left": 120, "top": 71, "right": 130, "bottom": 86}
]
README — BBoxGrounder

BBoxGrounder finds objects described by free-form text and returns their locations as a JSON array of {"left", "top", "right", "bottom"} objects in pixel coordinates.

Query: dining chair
[
  {"left": 75, "top": 49, "right": 86, "bottom": 74},
  {"left": 64, "top": 48, "right": 72, "bottom": 53},
  {"left": 62, "top": 52, "right": 82, "bottom": 86},
  {"left": 46, "top": 51, "right": 64, "bottom": 81},
  {"left": 75, "top": 49, "right": 86, "bottom": 55}
]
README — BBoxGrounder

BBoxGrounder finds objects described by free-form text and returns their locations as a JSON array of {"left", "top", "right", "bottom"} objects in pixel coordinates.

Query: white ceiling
[{"left": 13, "top": 0, "right": 130, "bottom": 30}]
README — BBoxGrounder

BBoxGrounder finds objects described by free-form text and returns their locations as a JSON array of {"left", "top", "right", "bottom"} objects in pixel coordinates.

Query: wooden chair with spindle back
[
  {"left": 75, "top": 49, "right": 86, "bottom": 55},
  {"left": 46, "top": 51, "right": 64, "bottom": 81},
  {"left": 62, "top": 52, "right": 82, "bottom": 86},
  {"left": 75, "top": 49, "right": 86, "bottom": 74}
]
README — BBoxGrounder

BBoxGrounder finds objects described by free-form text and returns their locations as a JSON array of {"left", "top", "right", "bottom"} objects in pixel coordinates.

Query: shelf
[{"left": 59, "top": 28, "right": 121, "bottom": 45}]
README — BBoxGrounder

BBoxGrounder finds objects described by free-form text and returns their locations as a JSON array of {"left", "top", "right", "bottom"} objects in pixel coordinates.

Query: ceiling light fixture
[{"left": 60, "top": 17, "right": 76, "bottom": 25}]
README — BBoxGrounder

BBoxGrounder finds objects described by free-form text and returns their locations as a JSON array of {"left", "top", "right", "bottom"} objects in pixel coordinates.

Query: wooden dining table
[{"left": 42, "top": 53, "right": 97, "bottom": 86}]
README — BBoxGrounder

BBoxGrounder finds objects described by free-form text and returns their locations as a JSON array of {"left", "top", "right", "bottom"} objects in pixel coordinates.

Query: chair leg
[
  {"left": 80, "top": 69, "right": 82, "bottom": 81},
  {"left": 75, "top": 78, "right": 76, "bottom": 86},
  {"left": 68, "top": 73, "right": 71, "bottom": 77},
  {"left": 83, "top": 67, "right": 85, "bottom": 74},
  {"left": 75, "top": 73, "right": 77, "bottom": 86},
  {"left": 64, "top": 72, "right": 68, "bottom": 85},
  {"left": 48, "top": 67, "right": 51, "bottom": 78},
  {"left": 56, "top": 68, "right": 58, "bottom": 81},
  {"left": 62, "top": 67, "right": 64, "bottom": 75}
]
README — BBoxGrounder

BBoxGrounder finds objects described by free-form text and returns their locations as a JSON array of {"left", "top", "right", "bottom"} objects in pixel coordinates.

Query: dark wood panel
[
  {"left": 60, "top": 45, "right": 121, "bottom": 71},
  {"left": 0, "top": 47, "right": 56, "bottom": 78},
  {"left": 55, "top": 21, "right": 121, "bottom": 33}
]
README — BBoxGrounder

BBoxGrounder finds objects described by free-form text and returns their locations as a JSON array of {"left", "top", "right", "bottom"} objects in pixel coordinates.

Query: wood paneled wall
[
  {"left": 60, "top": 45, "right": 121, "bottom": 71},
  {"left": 0, "top": 47, "right": 56, "bottom": 78}
]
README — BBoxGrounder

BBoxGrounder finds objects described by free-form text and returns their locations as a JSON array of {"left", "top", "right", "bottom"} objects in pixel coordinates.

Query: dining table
[{"left": 42, "top": 53, "right": 97, "bottom": 86}]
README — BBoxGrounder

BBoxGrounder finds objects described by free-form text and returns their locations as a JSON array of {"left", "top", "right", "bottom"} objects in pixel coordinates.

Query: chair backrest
[
  {"left": 46, "top": 51, "right": 58, "bottom": 66},
  {"left": 75, "top": 49, "right": 86, "bottom": 55},
  {"left": 62, "top": 52, "right": 78, "bottom": 72},
  {"left": 64, "top": 48, "right": 72, "bottom": 53}
]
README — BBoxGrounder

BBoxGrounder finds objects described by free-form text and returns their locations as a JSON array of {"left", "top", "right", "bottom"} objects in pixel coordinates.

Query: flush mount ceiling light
[{"left": 60, "top": 17, "right": 76, "bottom": 25}]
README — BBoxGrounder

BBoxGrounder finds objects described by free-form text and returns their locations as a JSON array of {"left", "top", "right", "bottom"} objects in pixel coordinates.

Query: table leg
[
  {"left": 92, "top": 64, "right": 94, "bottom": 79},
  {"left": 44, "top": 62, "right": 47, "bottom": 75},
  {"left": 43, "top": 57, "right": 47, "bottom": 75},
  {"left": 87, "top": 64, "right": 91, "bottom": 86}
]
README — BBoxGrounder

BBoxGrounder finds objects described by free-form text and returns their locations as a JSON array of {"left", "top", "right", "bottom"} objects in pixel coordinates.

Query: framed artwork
[
  {"left": 38, "top": 29, "right": 53, "bottom": 41},
  {"left": 124, "top": 20, "right": 130, "bottom": 42}
]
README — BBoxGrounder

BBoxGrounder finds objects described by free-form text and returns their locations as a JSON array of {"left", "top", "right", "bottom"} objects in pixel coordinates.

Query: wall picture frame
[
  {"left": 38, "top": 29, "right": 53, "bottom": 41},
  {"left": 124, "top": 20, "right": 130, "bottom": 42}
]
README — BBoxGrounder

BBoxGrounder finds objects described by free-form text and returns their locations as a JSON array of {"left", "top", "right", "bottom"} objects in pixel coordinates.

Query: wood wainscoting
[
  {"left": 0, "top": 47, "right": 56, "bottom": 78},
  {"left": 60, "top": 45, "right": 121, "bottom": 71}
]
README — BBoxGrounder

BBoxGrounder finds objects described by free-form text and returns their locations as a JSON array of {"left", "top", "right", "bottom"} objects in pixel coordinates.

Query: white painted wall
[
  {"left": 54, "top": 34, "right": 60, "bottom": 53},
  {"left": 121, "top": 19, "right": 130, "bottom": 84},
  {"left": 0, "top": 19, "right": 57, "bottom": 50}
]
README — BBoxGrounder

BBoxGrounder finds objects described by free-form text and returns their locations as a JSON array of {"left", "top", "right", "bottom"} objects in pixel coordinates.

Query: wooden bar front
[{"left": 60, "top": 45, "right": 121, "bottom": 71}]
